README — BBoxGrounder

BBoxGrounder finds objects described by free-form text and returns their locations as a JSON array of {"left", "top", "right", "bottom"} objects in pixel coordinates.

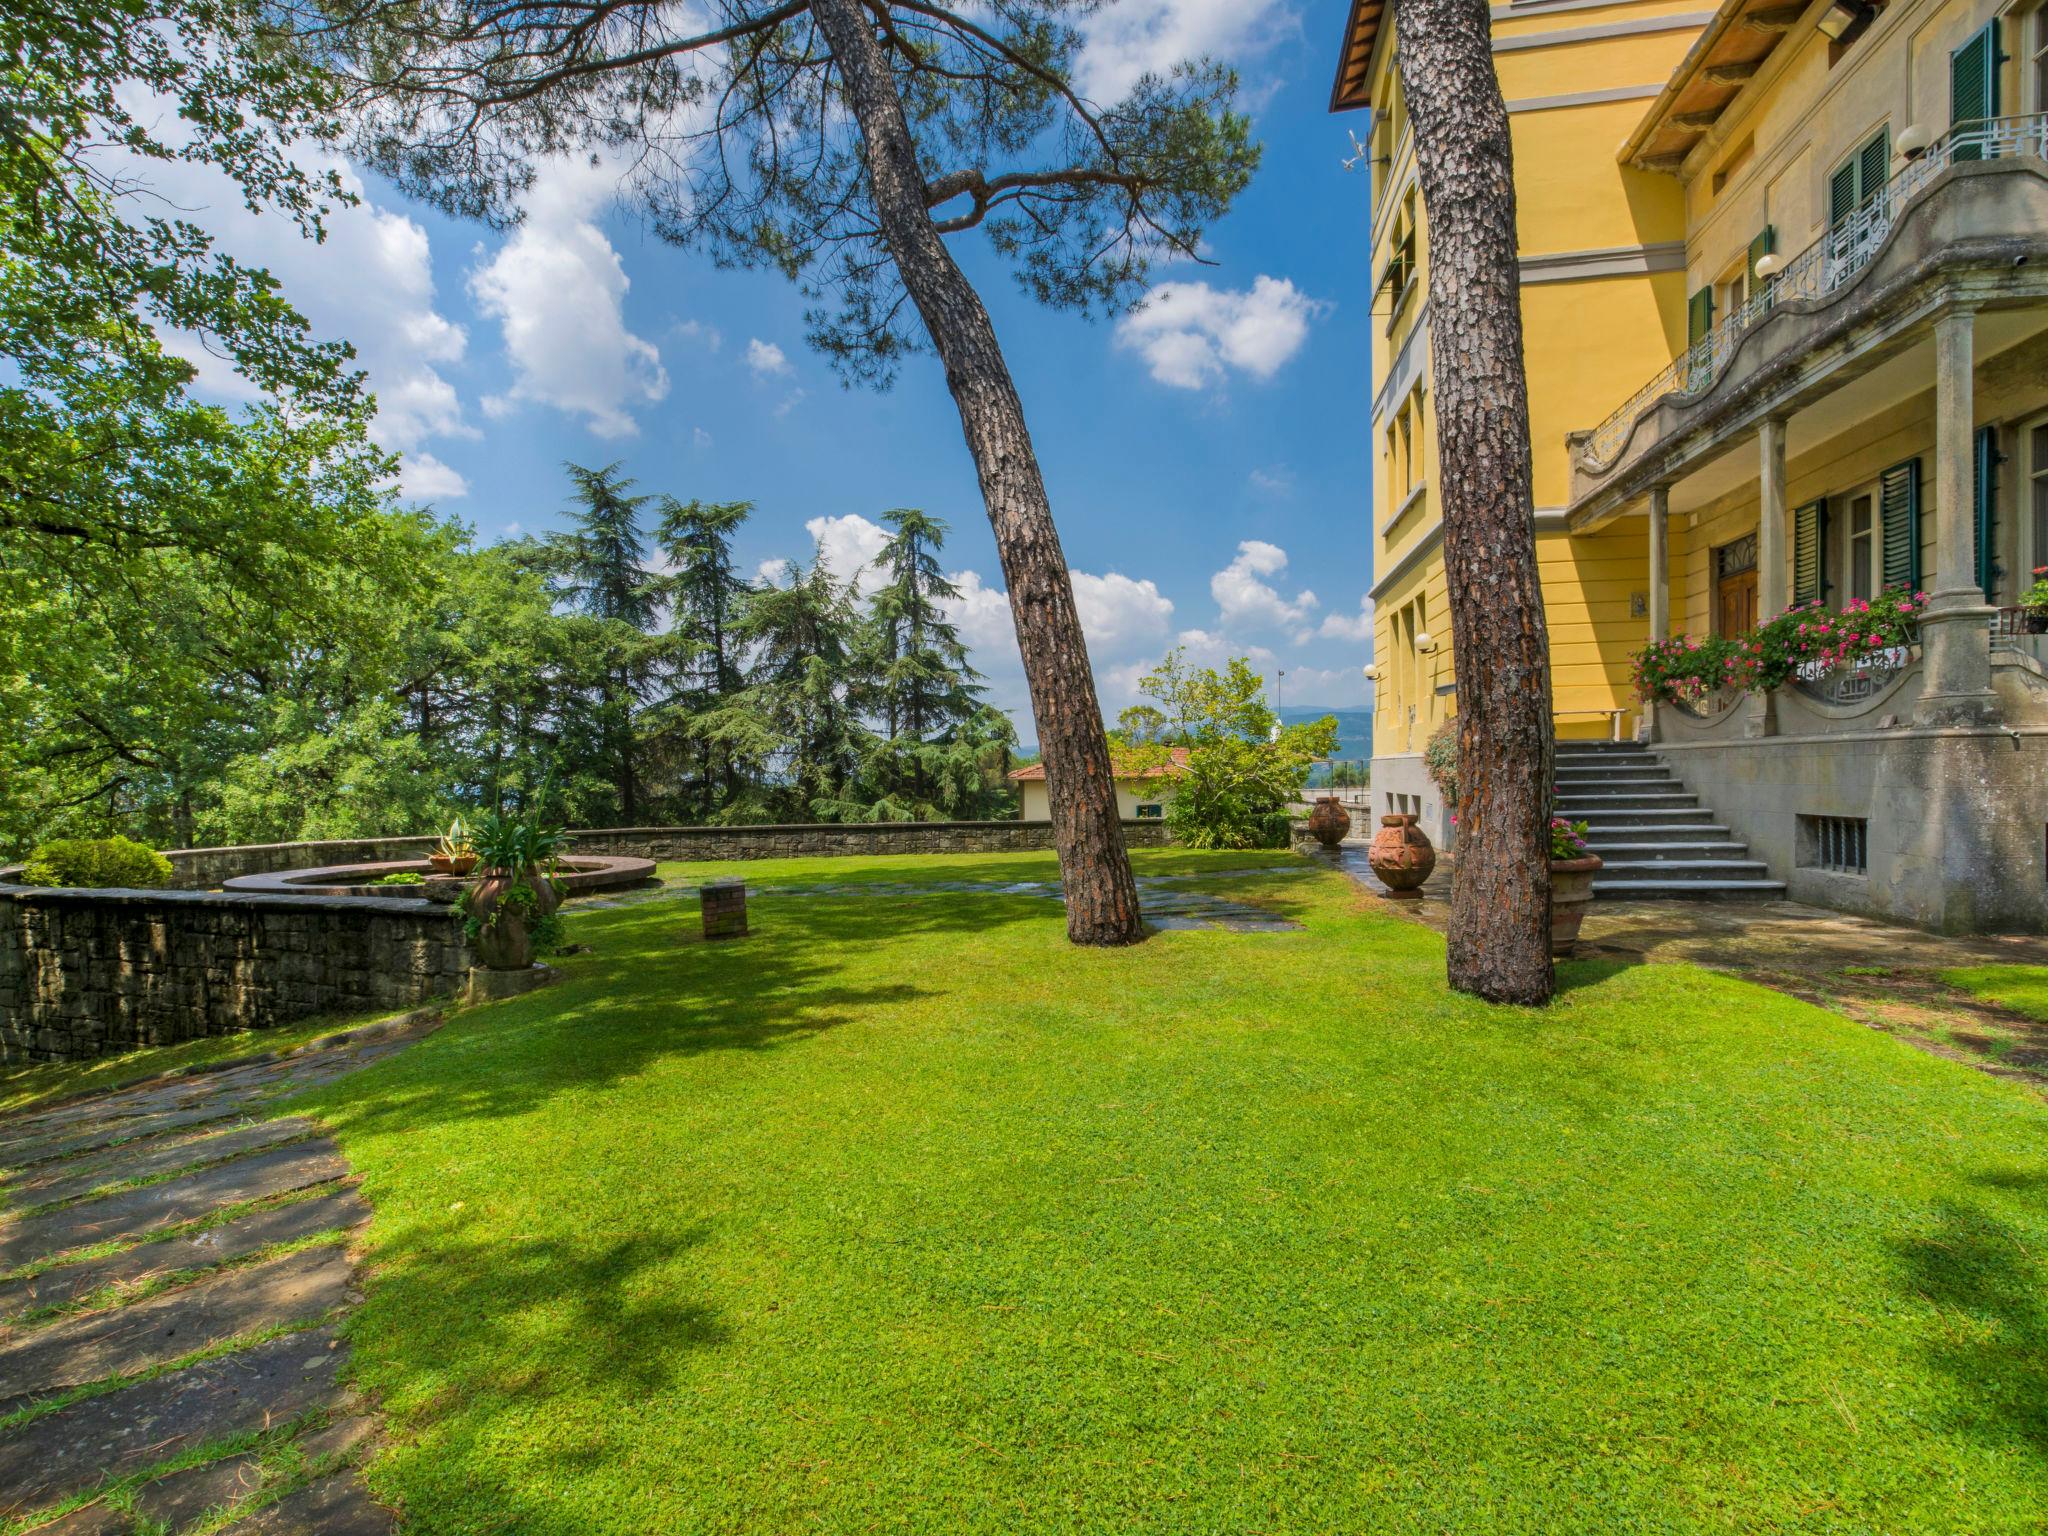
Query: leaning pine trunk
[
  {"left": 1392, "top": 0, "right": 1556, "bottom": 1002},
  {"left": 811, "top": 0, "right": 1144, "bottom": 945}
]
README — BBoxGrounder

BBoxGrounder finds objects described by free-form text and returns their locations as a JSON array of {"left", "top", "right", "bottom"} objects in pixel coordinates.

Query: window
[
  {"left": 1687, "top": 284, "right": 1714, "bottom": 347},
  {"left": 1828, "top": 127, "right": 1891, "bottom": 226},
  {"left": 1135, "top": 802, "right": 1164, "bottom": 820},
  {"left": 1799, "top": 815, "right": 1869, "bottom": 875},
  {"left": 1396, "top": 401, "right": 1414, "bottom": 495},
  {"left": 1846, "top": 492, "right": 1876, "bottom": 602},
  {"left": 2026, "top": 417, "right": 2048, "bottom": 578},
  {"left": 2032, "top": 9, "right": 2048, "bottom": 113}
]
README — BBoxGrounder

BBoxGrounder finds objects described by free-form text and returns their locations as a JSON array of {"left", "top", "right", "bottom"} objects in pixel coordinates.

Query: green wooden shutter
[
  {"left": 1747, "top": 226, "right": 1776, "bottom": 285},
  {"left": 1687, "top": 285, "right": 1715, "bottom": 346},
  {"left": 1974, "top": 424, "right": 2000, "bottom": 600},
  {"left": 1880, "top": 457, "right": 1922, "bottom": 591},
  {"left": 1829, "top": 160, "right": 1859, "bottom": 225},
  {"left": 1793, "top": 500, "right": 1827, "bottom": 605},
  {"left": 1951, "top": 21, "right": 1999, "bottom": 160},
  {"left": 1858, "top": 127, "right": 1891, "bottom": 196}
]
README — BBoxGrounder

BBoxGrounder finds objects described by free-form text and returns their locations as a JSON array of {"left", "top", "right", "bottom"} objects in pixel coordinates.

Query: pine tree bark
[
  {"left": 811, "top": 0, "right": 1144, "bottom": 945},
  {"left": 1392, "top": 0, "right": 1556, "bottom": 1003}
]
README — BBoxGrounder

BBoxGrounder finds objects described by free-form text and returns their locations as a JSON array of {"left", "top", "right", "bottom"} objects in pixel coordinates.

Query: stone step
[
  {"left": 1558, "top": 793, "right": 1700, "bottom": 812},
  {"left": 1594, "top": 859, "right": 1774, "bottom": 881},
  {"left": 1591, "top": 878, "right": 1789, "bottom": 900},
  {"left": 1573, "top": 809, "right": 1721, "bottom": 828},
  {"left": 1553, "top": 775, "right": 1678, "bottom": 791},
  {"left": 1578, "top": 839, "right": 1750, "bottom": 858}
]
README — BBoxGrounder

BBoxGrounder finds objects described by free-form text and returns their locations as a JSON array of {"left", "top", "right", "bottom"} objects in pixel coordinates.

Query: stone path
[
  {"left": 0, "top": 1015, "right": 436, "bottom": 1533},
  {"left": 580, "top": 867, "right": 1310, "bottom": 932}
]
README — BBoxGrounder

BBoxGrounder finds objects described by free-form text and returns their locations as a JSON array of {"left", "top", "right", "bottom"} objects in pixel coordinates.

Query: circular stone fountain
[{"left": 222, "top": 854, "right": 656, "bottom": 901}]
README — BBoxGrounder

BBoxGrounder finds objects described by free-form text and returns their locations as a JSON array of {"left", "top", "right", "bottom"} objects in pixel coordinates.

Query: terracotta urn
[
  {"left": 466, "top": 871, "right": 537, "bottom": 971},
  {"left": 1549, "top": 855, "right": 1605, "bottom": 957},
  {"left": 1307, "top": 796, "right": 1353, "bottom": 849},
  {"left": 430, "top": 852, "right": 479, "bottom": 877},
  {"left": 1367, "top": 814, "right": 1436, "bottom": 898}
]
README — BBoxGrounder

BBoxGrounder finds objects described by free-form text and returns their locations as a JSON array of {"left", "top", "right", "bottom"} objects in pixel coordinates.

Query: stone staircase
[{"left": 1554, "top": 743, "right": 1788, "bottom": 900}]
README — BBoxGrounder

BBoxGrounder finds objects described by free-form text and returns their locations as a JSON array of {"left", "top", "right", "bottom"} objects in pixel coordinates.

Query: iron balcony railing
[{"left": 1578, "top": 113, "right": 2048, "bottom": 475}]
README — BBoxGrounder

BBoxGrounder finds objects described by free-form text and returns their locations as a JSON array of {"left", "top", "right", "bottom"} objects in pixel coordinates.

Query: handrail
[{"left": 1577, "top": 113, "right": 2048, "bottom": 475}]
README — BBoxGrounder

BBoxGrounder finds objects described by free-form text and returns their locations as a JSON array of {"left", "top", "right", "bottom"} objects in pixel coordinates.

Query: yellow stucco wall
[{"left": 1365, "top": 0, "right": 1708, "bottom": 757}]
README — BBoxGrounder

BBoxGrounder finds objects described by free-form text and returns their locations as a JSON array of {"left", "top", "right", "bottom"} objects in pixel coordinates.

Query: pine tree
[
  {"left": 730, "top": 557, "right": 870, "bottom": 820},
  {"left": 654, "top": 497, "right": 754, "bottom": 817},
  {"left": 855, "top": 509, "right": 1001, "bottom": 819},
  {"left": 548, "top": 462, "right": 666, "bottom": 822}
]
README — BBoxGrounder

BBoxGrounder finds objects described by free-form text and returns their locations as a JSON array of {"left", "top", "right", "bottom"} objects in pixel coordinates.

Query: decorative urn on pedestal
[
  {"left": 1307, "top": 796, "right": 1353, "bottom": 849},
  {"left": 1548, "top": 817, "right": 1604, "bottom": 957},
  {"left": 1366, "top": 813, "right": 1436, "bottom": 898}
]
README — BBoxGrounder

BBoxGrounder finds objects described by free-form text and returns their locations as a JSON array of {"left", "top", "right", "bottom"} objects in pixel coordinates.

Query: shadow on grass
[{"left": 1892, "top": 1176, "right": 2048, "bottom": 1461}]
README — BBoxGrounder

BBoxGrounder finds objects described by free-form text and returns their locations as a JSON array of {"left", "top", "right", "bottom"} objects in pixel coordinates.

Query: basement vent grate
[{"left": 1799, "top": 815, "right": 1868, "bottom": 875}]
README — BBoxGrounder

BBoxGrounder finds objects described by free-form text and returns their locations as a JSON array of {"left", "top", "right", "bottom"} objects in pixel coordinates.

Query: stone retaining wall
[
  {"left": 0, "top": 887, "right": 470, "bottom": 1063},
  {"left": 153, "top": 820, "right": 1173, "bottom": 887}
]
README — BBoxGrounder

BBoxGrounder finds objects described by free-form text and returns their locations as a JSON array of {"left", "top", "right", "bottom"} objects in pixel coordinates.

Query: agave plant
[
  {"left": 468, "top": 811, "right": 569, "bottom": 877},
  {"left": 433, "top": 816, "right": 473, "bottom": 861}
]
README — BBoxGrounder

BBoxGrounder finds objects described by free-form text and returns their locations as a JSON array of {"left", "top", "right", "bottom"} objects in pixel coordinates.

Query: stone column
[
  {"left": 1757, "top": 416, "right": 1788, "bottom": 619},
  {"left": 1747, "top": 421, "right": 1787, "bottom": 738},
  {"left": 1914, "top": 305, "right": 2000, "bottom": 727},
  {"left": 1643, "top": 485, "right": 1671, "bottom": 743}
]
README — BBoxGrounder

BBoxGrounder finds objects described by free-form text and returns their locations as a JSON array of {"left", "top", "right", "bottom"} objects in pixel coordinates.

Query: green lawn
[
  {"left": 282, "top": 850, "right": 2048, "bottom": 1533},
  {"left": 1943, "top": 964, "right": 2048, "bottom": 1024}
]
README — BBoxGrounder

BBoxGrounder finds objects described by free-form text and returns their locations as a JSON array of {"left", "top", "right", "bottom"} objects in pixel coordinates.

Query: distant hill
[{"left": 1279, "top": 706, "right": 1371, "bottom": 764}]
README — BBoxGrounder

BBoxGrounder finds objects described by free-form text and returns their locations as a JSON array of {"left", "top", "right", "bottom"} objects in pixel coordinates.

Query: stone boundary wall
[
  {"left": 147, "top": 820, "right": 1173, "bottom": 888},
  {"left": 0, "top": 886, "right": 469, "bottom": 1063}
]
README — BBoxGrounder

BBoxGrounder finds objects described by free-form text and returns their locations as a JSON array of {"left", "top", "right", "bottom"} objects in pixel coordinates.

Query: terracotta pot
[
  {"left": 1367, "top": 814, "right": 1436, "bottom": 898},
  {"left": 1549, "top": 855, "right": 1604, "bottom": 957},
  {"left": 2024, "top": 608, "right": 2048, "bottom": 635},
  {"left": 466, "top": 871, "right": 536, "bottom": 971},
  {"left": 1307, "top": 796, "right": 1353, "bottom": 849},
  {"left": 430, "top": 851, "right": 479, "bottom": 877}
]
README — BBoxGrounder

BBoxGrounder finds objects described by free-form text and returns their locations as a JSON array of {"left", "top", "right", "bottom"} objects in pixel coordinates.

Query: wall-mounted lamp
[
  {"left": 1415, "top": 631, "right": 1437, "bottom": 654},
  {"left": 1816, "top": 0, "right": 1865, "bottom": 40},
  {"left": 1754, "top": 252, "right": 1784, "bottom": 279},
  {"left": 1895, "top": 123, "right": 1934, "bottom": 159},
  {"left": 1362, "top": 663, "right": 1380, "bottom": 681}
]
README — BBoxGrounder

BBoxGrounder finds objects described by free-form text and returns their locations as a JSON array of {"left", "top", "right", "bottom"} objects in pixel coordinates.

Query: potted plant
[
  {"left": 459, "top": 811, "right": 569, "bottom": 970},
  {"left": 1549, "top": 816, "right": 1602, "bottom": 958},
  {"left": 430, "top": 816, "right": 478, "bottom": 876},
  {"left": 2023, "top": 566, "right": 2048, "bottom": 634}
]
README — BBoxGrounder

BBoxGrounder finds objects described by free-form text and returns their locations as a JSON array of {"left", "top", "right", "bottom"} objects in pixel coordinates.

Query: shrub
[
  {"left": 19, "top": 836, "right": 173, "bottom": 889},
  {"left": 1421, "top": 718, "right": 1458, "bottom": 807},
  {"left": 375, "top": 871, "right": 427, "bottom": 886}
]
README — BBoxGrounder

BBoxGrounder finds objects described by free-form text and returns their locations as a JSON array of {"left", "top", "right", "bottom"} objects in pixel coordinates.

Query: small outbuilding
[{"left": 1009, "top": 747, "right": 1190, "bottom": 823}]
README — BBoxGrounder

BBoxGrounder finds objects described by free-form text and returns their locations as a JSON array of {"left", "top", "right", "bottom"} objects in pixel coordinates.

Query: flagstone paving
[
  {"left": 0, "top": 1015, "right": 436, "bottom": 1533},
  {"left": 580, "top": 866, "right": 1310, "bottom": 931}
]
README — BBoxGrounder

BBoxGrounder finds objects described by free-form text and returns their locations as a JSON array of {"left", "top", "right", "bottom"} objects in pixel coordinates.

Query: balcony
[{"left": 1568, "top": 114, "right": 2048, "bottom": 520}]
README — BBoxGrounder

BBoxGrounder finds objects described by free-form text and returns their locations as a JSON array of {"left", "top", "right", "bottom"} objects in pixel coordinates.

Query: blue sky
[{"left": 171, "top": 1, "right": 1376, "bottom": 722}]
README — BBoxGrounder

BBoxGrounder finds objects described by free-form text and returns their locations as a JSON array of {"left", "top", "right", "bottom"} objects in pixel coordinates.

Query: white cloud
[
  {"left": 1115, "top": 276, "right": 1321, "bottom": 390},
  {"left": 393, "top": 452, "right": 471, "bottom": 503},
  {"left": 1211, "top": 540, "right": 1317, "bottom": 628},
  {"left": 1076, "top": 0, "right": 1297, "bottom": 103},
  {"left": 1316, "top": 596, "right": 1376, "bottom": 643},
  {"left": 755, "top": 558, "right": 793, "bottom": 587},
  {"left": 746, "top": 338, "right": 792, "bottom": 378},
  {"left": 930, "top": 566, "right": 1176, "bottom": 719},
  {"left": 692, "top": 426, "right": 714, "bottom": 449},
  {"left": 1068, "top": 571, "right": 1177, "bottom": 653},
  {"left": 675, "top": 318, "right": 723, "bottom": 351},
  {"left": 470, "top": 155, "right": 669, "bottom": 438},
  {"left": 774, "top": 388, "right": 807, "bottom": 419},
  {"left": 126, "top": 133, "right": 470, "bottom": 464},
  {"left": 804, "top": 513, "right": 893, "bottom": 594},
  {"left": 1248, "top": 465, "right": 1295, "bottom": 497}
]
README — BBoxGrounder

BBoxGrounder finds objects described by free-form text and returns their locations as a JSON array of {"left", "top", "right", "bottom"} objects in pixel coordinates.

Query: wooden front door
[{"left": 1717, "top": 568, "right": 1758, "bottom": 635}]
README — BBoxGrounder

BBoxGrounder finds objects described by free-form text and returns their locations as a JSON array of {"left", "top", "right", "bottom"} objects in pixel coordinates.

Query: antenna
[{"left": 1342, "top": 129, "right": 1372, "bottom": 172}]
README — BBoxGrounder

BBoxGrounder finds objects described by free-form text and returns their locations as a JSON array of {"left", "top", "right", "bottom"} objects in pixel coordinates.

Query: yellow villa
[{"left": 1335, "top": 0, "right": 2048, "bottom": 931}]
